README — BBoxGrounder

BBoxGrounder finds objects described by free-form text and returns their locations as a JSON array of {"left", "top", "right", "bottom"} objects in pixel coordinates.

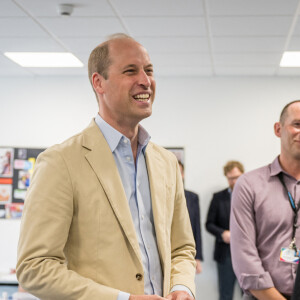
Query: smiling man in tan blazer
[{"left": 16, "top": 34, "right": 196, "bottom": 300}]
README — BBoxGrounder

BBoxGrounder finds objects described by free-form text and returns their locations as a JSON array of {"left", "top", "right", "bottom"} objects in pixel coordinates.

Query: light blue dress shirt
[{"left": 95, "top": 114, "right": 193, "bottom": 300}]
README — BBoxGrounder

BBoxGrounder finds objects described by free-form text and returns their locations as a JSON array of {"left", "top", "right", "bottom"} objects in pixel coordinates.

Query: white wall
[{"left": 1, "top": 75, "right": 300, "bottom": 299}]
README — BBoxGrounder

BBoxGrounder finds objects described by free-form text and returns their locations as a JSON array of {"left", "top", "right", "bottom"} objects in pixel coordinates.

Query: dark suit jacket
[
  {"left": 185, "top": 190, "right": 203, "bottom": 261},
  {"left": 206, "top": 188, "right": 231, "bottom": 263},
  {"left": 292, "top": 266, "right": 300, "bottom": 300}
]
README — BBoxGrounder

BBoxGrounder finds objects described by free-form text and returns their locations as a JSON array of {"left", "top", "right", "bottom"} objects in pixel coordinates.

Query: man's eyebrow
[
  {"left": 145, "top": 64, "right": 153, "bottom": 69},
  {"left": 122, "top": 64, "right": 137, "bottom": 70},
  {"left": 122, "top": 64, "right": 153, "bottom": 69}
]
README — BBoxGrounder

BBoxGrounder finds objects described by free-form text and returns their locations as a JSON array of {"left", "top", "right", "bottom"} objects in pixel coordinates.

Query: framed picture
[{"left": 165, "top": 147, "right": 185, "bottom": 165}]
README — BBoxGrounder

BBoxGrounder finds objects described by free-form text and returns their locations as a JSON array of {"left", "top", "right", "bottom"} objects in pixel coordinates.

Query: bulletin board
[{"left": 0, "top": 147, "right": 45, "bottom": 218}]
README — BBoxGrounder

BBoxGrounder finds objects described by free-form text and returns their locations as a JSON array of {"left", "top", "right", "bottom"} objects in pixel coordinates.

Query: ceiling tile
[
  {"left": 208, "top": 0, "right": 299, "bottom": 16},
  {"left": 60, "top": 37, "right": 107, "bottom": 53},
  {"left": 151, "top": 52, "right": 211, "bottom": 67},
  {"left": 211, "top": 16, "right": 292, "bottom": 36},
  {"left": 37, "top": 17, "right": 125, "bottom": 37},
  {"left": 291, "top": 19, "right": 300, "bottom": 35},
  {"left": 125, "top": 17, "right": 207, "bottom": 37},
  {"left": 113, "top": 0, "right": 204, "bottom": 16},
  {"left": 156, "top": 66, "right": 213, "bottom": 76},
  {"left": 0, "top": 67, "right": 33, "bottom": 76},
  {"left": 17, "top": 0, "right": 115, "bottom": 17},
  {"left": 0, "top": 0, "right": 26, "bottom": 17},
  {"left": 0, "top": 37, "right": 64, "bottom": 52},
  {"left": 276, "top": 67, "right": 300, "bottom": 76},
  {"left": 0, "top": 17, "right": 48, "bottom": 37},
  {"left": 215, "top": 66, "right": 276, "bottom": 76},
  {"left": 214, "top": 53, "right": 281, "bottom": 66},
  {"left": 27, "top": 67, "right": 88, "bottom": 76},
  {"left": 213, "top": 37, "right": 286, "bottom": 52},
  {"left": 138, "top": 37, "right": 210, "bottom": 53},
  {"left": 288, "top": 36, "right": 300, "bottom": 50}
]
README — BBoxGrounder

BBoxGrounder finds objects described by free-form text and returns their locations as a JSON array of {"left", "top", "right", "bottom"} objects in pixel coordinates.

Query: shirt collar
[
  {"left": 94, "top": 114, "right": 151, "bottom": 153},
  {"left": 270, "top": 156, "right": 287, "bottom": 177}
]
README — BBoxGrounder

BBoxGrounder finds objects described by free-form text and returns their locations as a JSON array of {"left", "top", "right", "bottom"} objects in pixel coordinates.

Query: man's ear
[
  {"left": 92, "top": 72, "right": 105, "bottom": 95},
  {"left": 274, "top": 122, "right": 281, "bottom": 138}
]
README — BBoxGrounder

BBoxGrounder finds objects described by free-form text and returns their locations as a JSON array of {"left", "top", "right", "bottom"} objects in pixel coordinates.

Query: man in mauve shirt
[{"left": 230, "top": 100, "right": 300, "bottom": 300}]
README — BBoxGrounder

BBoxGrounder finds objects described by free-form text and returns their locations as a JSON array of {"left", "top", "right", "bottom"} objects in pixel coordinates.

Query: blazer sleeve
[
  {"left": 205, "top": 193, "right": 225, "bottom": 242},
  {"left": 169, "top": 161, "right": 196, "bottom": 296},
  {"left": 16, "top": 148, "right": 120, "bottom": 300}
]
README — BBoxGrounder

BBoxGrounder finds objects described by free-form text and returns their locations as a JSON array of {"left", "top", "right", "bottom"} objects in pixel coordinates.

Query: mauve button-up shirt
[{"left": 230, "top": 157, "right": 299, "bottom": 295}]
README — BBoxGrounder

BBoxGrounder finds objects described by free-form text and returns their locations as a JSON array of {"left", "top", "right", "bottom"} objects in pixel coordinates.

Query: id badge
[{"left": 279, "top": 247, "right": 299, "bottom": 264}]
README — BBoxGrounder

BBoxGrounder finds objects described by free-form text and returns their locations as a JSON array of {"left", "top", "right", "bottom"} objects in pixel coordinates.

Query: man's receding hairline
[{"left": 280, "top": 100, "right": 300, "bottom": 124}]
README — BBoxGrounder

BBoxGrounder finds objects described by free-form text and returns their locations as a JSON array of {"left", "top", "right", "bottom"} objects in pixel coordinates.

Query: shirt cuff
[
  {"left": 240, "top": 271, "right": 274, "bottom": 294},
  {"left": 170, "top": 285, "right": 194, "bottom": 298},
  {"left": 117, "top": 291, "right": 130, "bottom": 300}
]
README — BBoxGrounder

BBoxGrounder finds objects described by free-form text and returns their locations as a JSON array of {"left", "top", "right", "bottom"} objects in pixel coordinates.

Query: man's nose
[{"left": 138, "top": 70, "right": 151, "bottom": 88}]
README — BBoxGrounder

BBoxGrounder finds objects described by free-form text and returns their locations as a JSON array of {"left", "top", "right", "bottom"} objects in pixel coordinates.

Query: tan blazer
[{"left": 16, "top": 120, "right": 196, "bottom": 300}]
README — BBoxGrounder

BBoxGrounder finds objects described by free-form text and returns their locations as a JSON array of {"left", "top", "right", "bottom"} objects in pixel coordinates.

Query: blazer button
[{"left": 136, "top": 273, "right": 143, "bottom": 281}]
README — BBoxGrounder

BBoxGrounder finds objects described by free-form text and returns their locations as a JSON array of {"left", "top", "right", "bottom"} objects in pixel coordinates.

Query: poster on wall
[{"left": 0, "top": 147, "right": 45, "bottom": 219}]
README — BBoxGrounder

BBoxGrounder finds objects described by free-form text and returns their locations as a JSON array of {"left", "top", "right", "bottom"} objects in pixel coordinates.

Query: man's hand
[
  {"left": 166, "top": 291, "right": 194, "bottom": 300},
  {"left": 221, "top": 230, "right": 230, "bottom": 244},
  {"left": 195, "top": 259, "right": 202, "bottom": 274},
  {"left": 129, "top": 295, "right": 167, "bottom": 300}
]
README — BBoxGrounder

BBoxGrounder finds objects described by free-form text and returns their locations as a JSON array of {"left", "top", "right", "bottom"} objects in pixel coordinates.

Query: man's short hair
[
  {"left": 88, "top": 33, "right": 134, "bottom": 85},
  {"left": 279, "top": 100, "right": 300, "bottom": 124},
  {"left": 223, "top": 161, "right": 244, "bottom": 176}
]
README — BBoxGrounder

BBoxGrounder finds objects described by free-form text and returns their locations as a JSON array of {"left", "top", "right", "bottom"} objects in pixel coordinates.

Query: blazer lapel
[
  {"left": 145, "top": 143, "right": 167, "bottom": 268},
  {"left": 82, "top": 121, "right": 142, "bottom": 263}
]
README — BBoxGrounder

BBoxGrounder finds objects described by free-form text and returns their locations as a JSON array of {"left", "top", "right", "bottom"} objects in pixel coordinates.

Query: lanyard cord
[{"left": 278, "top": 173, "right": 300, "bottom": 247}]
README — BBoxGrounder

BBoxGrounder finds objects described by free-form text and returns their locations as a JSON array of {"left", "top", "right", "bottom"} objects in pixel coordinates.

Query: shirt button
[
  {"left": 124, "top": 139, "right": 128, "bottom": 144},
  {"left": 126, "top": 156, "right": 131, "bottom": 161},
  {"left": 141, "top": 215, "right": 144, "bottom": 220},
  {"left": 136, "top": 273, "right": 143, "bottom": 281}
]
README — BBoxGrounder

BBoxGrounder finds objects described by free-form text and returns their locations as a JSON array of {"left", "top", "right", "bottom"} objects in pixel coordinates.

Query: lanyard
[{"left": 278, "top": 173, "right": 300, "bottom": 251}]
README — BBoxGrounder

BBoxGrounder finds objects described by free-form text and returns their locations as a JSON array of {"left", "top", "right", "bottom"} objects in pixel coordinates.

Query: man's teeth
[{"left": 133, "top": 94, "right": 149, "bottom": 101}]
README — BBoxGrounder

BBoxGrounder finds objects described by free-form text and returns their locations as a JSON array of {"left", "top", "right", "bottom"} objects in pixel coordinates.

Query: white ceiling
[{"left": 2, "top": 0, "right": 300, "bottom": 77}]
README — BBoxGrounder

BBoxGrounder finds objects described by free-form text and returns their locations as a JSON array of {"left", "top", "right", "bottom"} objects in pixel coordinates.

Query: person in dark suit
[
  {"left": 292, "top": 267, "right": 300, "bottom": 300},
  {"left": 206, "top": 161, "right": 244, "bottom": 300},
  {"left": 178, "top": 161, "right": 203, "bottom": 274}
]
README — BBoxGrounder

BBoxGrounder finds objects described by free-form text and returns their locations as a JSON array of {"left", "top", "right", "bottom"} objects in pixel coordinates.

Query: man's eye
[
  {"left": 145, "top": 69, "right": 153, "bottom": 74},
  {"left": 124, "top": 69, "right": 135, "bottom": 74}
]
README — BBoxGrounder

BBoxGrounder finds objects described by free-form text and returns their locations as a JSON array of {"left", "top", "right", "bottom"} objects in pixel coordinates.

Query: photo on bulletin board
[
  {"left": 0, "top": 184, "right": 12, "bottom": 204},
  {"left": 0, "top": 148, "right": 14, "bottom": 178},
  {"left": 0, "top": 147, "right": 45, "bottom": 218},
  {"left": 165, "top": 147, "right": 185, "bottom": 165},
  {"left": 12, "top": 147, "right": 45, "bottom": 203}
]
